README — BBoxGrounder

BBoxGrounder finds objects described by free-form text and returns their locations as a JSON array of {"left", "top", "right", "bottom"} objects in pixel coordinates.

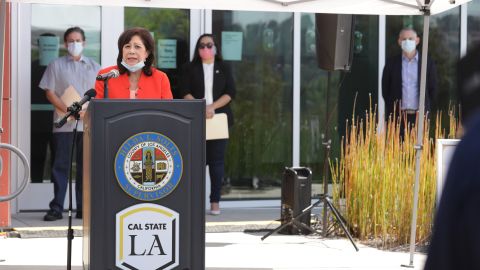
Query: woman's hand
[{"left": 206, "top": 104, "right": 215, "bottom": 119}]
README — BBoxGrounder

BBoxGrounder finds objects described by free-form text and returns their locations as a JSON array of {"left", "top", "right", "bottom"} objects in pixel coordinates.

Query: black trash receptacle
[{"left": 279, "top": 167, "right": 312, "bottom": 235}]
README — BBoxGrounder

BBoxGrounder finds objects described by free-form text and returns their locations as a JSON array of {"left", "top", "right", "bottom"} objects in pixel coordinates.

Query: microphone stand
[
  {"left": 64, "top": 108, "right": 81, "bottom": 270},
  {"left": 104, "top": 78, "right": 109, "bottom": 98},
  {"left": 54, "top": 90, "right": 95, "bottom": 270}
]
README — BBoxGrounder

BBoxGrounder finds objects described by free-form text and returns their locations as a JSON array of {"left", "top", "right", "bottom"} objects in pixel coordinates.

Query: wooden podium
[{"left": 83, "top": 99, "right": 205, "bottom": 270}]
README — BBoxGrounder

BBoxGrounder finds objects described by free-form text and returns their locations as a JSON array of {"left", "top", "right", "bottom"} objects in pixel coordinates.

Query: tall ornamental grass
[{"left": 331, "top": 100, "right": 459, "bottom": 248}]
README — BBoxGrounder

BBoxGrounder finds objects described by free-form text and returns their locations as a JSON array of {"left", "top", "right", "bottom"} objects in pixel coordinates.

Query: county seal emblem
[{"left": 115, "top": 132, "right": 183, "bottom": 201}]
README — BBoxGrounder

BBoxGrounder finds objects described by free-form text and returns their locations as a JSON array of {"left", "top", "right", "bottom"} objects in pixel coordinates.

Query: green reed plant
[{"left": 331, "top": 99, "right": 460, "bottom": 248}]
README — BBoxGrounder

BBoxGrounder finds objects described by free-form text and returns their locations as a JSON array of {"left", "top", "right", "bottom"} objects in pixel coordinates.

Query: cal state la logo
[
  {"left": 115, "top": 132, "right": 183, "bottom": 201},
  {"left": 116, "top": 203, "right": 179, "bottom": 270}
]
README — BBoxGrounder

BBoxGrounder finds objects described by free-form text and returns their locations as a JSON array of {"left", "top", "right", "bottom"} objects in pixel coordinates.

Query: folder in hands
[
  {"left": 206, "top": 113, "right": 229, "bottom": 140},
  {"left": 55, "top": 86, "right": 88, "bottom": 120}
]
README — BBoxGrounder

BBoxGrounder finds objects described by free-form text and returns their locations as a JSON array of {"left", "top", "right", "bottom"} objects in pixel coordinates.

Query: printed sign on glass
[{"left": 157, "top": 39, "right": 177, "bottom": 69}]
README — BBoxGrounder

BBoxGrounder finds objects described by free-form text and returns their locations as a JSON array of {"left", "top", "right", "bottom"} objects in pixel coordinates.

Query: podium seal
[{"left": 115, "top": 132, "right": 183, "bottom": 201}]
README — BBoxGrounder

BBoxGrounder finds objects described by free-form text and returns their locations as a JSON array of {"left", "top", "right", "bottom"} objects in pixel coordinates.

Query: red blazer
[{"left": 95, "top": 66, "right": 173, "bottom": 99}]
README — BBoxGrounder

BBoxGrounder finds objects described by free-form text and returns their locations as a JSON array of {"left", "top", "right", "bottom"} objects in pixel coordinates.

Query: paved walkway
[{"left": 0, "top": 207, "right": 427, "bottom": 270}]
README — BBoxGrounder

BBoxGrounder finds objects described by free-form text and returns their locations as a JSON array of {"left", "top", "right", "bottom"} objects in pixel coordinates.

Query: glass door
[
  {"left": 16, "top": 4, "right": 192, "bottom": 212},
  {"left": 212, "top": 11, "right": 294, "bottom": 200},
  {"left": 124, "top": 7, "right": 190, "bottom": 98},
  {"left": 17, "top": 4, "right": 101, "bottom": 211}
]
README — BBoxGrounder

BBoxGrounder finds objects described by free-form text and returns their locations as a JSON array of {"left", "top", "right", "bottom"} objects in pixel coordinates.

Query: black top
[
  {"left": 424, "top": 45, "right": 480, "bottom": 270},
  {"left": 423, "top": 112, "right": 480, "bottom": 270},
  {"left": 179, "top": 61, "right": 236, "bottom": 126},
  {"left": 457, "top": 45, "right": 480, "bottom": 122}
]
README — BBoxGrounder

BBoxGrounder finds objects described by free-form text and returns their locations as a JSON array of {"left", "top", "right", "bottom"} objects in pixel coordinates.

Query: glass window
[
  {"left": 467, "top": 0, "right": 480, "bottom": 51},
  {"left": 386, "top": 10, "right": 460, "bottom": 114},
  {"left": 30, "top": 4, "right": 101, "bottom": 183},
  {"left": 124, "top": 7, "right": 190, "bottom": 98},
  {"left": 300, "top": 15, "right": 378, "bottom": 185},
  {"left": 212, "top": 11, "right": 294, "bottom": 200}
]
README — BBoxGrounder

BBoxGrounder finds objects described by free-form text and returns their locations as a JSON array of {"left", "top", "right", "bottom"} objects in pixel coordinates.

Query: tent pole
[{"left": 404, "top": 9, "right": 430, "bottom": 269}]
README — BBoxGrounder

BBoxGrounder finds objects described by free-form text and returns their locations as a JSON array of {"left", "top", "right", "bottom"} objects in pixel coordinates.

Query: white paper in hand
[
  {"left": 55, "top": 86, "right": 87, "bottom": 119},
  {"left": 206, "top": 113, "right": 229, "bottom": 140}
]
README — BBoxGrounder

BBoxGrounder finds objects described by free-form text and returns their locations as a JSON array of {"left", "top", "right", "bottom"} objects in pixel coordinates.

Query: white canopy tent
[
  {"left": 8, "top": 0, "right": 468, "bottom": 15},
  {"left": 2, "top": 0, "right": 471, "bottom": 267}
]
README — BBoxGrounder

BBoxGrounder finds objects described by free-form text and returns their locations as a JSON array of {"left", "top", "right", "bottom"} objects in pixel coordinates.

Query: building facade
[{"left": 6, "top": 1, "right": 480, "bottom": 212}]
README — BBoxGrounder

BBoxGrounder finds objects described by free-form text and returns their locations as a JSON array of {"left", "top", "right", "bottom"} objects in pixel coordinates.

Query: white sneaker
[
  {"left": 210, "top": 202, "right": 220, "bottom": 215},
  {"left": 209, "top": 210, "right": 221, "bottom": 215}
]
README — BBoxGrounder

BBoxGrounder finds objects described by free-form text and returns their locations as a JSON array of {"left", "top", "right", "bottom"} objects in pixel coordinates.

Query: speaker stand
[
  {"left": 320, "top": 71, "right": 332, "bottom": 236},
  {"left": 261, "top": 194, "right": 358, "bottom": 251},
  {"left": 262, "top": 71, "right": 358, "bottom": 251}
]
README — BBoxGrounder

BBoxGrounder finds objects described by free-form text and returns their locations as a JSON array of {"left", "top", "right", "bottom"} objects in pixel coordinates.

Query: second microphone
[{"left": 96, "top": 69, "right": 119, "bottom": 81}]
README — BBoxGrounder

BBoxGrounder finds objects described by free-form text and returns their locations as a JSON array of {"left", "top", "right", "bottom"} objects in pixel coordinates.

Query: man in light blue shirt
[
  {"left": 401, "top": 48, "right": 419, "bottom": 112},
  {"left": 39, "top": 26, "right": 100, "bottom": 221},
  {"left": 382, "top": 28, "right": 437, "bottom": 138},
  {"left": 382, "top": 28, "right": 437, "bottom": 137}
]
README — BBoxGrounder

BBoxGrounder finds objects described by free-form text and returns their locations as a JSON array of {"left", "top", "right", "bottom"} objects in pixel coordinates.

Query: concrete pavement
[{"left": 0, "top": 207, "right": 427, "bottom": 270}]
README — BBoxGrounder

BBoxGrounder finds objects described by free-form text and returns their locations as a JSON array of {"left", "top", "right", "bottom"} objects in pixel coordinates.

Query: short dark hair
[
  {"left": 192, "top": 33, "right": 223, "bottom": 64},
  {"left": 398, "top": 27, "right": 418, "bottom": 38},
  {"left": 117, "top": 27, "right": 155, "bottom": 76},
  {"left": 64, "top": 26, "right": 85, "bottom": 42}
]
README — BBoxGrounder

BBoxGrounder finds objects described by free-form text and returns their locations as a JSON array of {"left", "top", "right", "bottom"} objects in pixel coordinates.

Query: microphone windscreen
[
  {"left": 85, "top": 88, "right": 97, "bottom": 98},
  {"left": 111, "top": 69, "right": 120, "bottom": 78}
]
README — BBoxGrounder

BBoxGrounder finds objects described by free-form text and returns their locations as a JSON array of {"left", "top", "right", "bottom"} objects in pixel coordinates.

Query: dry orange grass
[{"left": 331, "top": 101, "right": 460, "bottom": 248}]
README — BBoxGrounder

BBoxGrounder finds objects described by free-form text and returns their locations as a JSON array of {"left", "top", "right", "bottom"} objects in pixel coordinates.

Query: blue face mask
[
  {"left": 121, "top": 59, "right": 145, "bottom": 72},
  {"left": 401, "top": 39, "right": 416, "bottom": 54}
]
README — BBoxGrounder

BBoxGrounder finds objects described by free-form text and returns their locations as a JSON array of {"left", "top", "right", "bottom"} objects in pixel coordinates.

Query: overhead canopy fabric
[{"left": 8, "top": 0, "right": 469, "bottom": 15}]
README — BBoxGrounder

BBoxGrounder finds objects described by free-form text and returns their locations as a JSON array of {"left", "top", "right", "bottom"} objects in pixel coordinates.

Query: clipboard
[{"left": 206, "top": 113, "right": 229, "bottom": 140}]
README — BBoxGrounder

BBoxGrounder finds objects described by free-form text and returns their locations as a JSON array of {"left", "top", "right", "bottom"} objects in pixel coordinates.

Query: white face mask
[
  {"left": 67, "top": 42, "right": 83, "bottom": 57},
  {"left": 401, "top": 39, "right": 416, "bottom": 54},
  {"left": 121, "top": 59, "right": 145, "bottom": 73}
]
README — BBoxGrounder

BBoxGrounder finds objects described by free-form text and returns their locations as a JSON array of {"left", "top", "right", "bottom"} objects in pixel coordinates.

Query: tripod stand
[
  {"left": 261, "top": 72, "right": 358, "bottom": 251},
  {"left": 261, "top": 193, "right": 358, "bottom": 251},
  {"left": 317, "top": 72, "right": 357, "bottom": 251}
]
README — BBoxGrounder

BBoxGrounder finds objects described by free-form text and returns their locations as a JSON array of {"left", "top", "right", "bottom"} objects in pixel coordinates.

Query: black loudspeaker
[
  {"left": 315, "top": 13, "right": 355, "bottom": 71},
  {"left": 280, "top": 167, "right": 312, "bottom": 235}
]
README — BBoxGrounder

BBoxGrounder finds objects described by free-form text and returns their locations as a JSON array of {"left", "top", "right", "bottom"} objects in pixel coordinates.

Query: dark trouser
[
  {"left": 400, "top": 111, "right": 417, "bottom": 140},
  {"left": 206, "top": 139, "right": 228, "bottom": 203},
  {"left": 49, "top": 132, "right": 83, "bottom": 212}
]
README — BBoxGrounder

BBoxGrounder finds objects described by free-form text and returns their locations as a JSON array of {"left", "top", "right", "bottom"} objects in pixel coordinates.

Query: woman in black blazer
[{"left": 180, "top": 34, "right": 236, "bottom": 215}]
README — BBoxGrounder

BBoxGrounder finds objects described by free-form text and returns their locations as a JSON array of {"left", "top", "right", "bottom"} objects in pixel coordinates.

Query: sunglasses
[{"left": 199, "top": 43, "right": 214, "bottom": 49}]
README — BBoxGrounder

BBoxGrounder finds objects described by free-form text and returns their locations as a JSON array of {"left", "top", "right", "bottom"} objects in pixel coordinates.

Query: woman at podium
[
  {"left": 179, "top": 34, "right": 236, "bottom": 215},
  {"left": 95, "top": 27, "right": 172, "bottom": 99}
]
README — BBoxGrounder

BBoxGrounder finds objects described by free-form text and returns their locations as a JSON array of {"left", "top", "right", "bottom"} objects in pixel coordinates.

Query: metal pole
[
  {"left": 405, "top": 11, "right": 430, "bottom": 268},
  {"left": 322, "top": 71, "right": 331, "bottom": 237},
  {"left": 0, "top": 0, "right": 6, "bottom": 134}
]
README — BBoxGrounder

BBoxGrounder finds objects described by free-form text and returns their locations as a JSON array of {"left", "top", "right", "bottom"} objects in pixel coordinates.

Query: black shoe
[
  {"left": 43, "top": 210, "right": 63, "bottom": 221},
  {"left": 76, "top": 211, "right": 83, "bottom": 219}
]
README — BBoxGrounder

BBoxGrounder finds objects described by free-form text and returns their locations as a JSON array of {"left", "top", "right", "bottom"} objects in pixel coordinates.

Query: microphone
[
  {"left": 55, "top": 89, "right": 97, "bottom": 128},
  {"left": 96, "top": 69, "right": 119, "bottom": 81}
]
